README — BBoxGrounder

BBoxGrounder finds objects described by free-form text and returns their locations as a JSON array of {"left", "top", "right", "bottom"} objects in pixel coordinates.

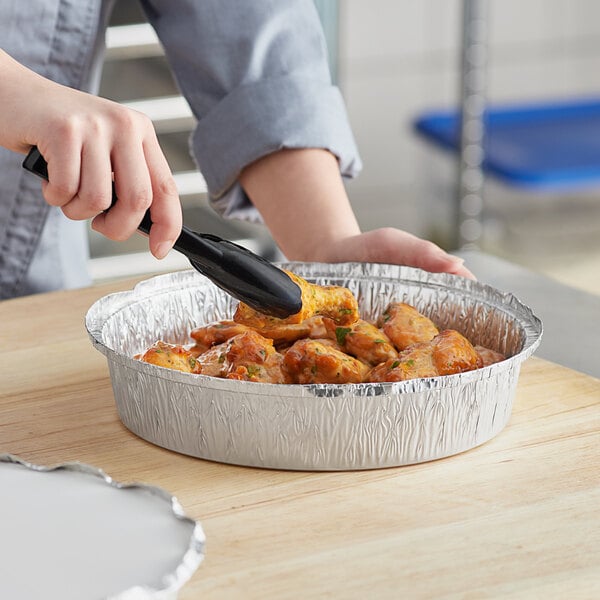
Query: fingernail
[{"left": 155, "top": 241, "right": 173, "bottom": 260}]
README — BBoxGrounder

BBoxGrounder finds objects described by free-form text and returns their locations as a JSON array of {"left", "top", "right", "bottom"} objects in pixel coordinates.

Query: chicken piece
[
  {"left": 322, "top": 318, "right": 398, "bottom": 366},
  {"left": 309, "top": 337, "right": 344, "bottom": 351},
  {"left": 194, "top": 341, "right": 230, "bottom": 378},
  {"left": 190, "top": 315, "right": 327, "bottom": 351},
  {"left": 190, "top": 320, "right": 253, "bottom": 355},
  {"left": 136, "top": 341, "right": 201, "bottom": 374},
  {"left": 367, "top": 329, "right": 482, "bottom": 383},
  {"left": 367, "top": 346, "right": 437, "bottom": 382},
  {"left": 474, "top": 345, "right": 506, "bottom": 367},
  {"left": 258, "top": 316, "right": 328, "bottom": 347},
  {"left": 434, "top": 330, "right": 483, "bottom": 375},
  {"left": 196, "top": 330, "right": 288, "bottom": 383},
  {"left": 189, "top": 344, "right": 208, "bottom": 358},
  {"left": 233, "top": 270, "right": 359, "bottom": 329},
  {"left": 283, "top": 338, "right": 369, "bottom": 384},
  {"left": 377, "top": 302, "right": 439, "bottom": 351}
]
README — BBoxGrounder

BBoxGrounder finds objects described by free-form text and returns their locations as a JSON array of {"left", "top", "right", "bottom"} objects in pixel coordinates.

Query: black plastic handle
[{"left": 22, "top": 146, "right": 302, "bottom": 318}]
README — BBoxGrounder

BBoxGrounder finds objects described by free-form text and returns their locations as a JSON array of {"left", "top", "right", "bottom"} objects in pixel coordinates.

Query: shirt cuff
[{"left": 190, "top": 73, "right": 362, "bottom": 219}]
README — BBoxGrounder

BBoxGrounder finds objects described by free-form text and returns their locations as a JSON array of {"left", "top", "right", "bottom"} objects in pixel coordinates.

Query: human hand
[
  {"left": 301, "top": 228, "right": 475, "bottom": 279},
  {"left": 0, "top": 50, "right": 181, "bottom": 259},
  {"left": 240, "top": 149, "right": 474, "bottom": 279}
]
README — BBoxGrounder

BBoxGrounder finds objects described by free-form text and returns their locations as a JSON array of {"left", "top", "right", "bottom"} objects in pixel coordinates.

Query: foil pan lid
[{"left": 0, "top": 454, "right": 205, "bottom": 600}]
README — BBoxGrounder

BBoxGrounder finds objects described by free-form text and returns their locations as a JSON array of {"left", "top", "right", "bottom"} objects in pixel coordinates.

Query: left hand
[
  {"left": 240, "top": 148, "right": 474, "bottom": 280},
  {"left": 310, "top": 228, "right": 475, "bottom": 279}
]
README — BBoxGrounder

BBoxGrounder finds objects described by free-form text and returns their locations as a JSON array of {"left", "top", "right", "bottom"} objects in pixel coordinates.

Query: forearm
[
  {"left": 239, "top": 148, "right": 360, "bottom": 261},
  {"left": 240, "top": 148, "right": 475, "bottom": 279}
]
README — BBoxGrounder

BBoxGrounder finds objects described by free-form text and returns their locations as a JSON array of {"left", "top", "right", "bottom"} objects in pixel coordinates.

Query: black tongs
[{"left": 22, "top": 147, "right": 302, "bottom": 318}]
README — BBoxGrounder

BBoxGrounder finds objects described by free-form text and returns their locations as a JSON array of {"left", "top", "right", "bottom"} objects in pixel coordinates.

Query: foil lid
[{"left": 0, "top": 454, "right": 205, "bottom": 600}]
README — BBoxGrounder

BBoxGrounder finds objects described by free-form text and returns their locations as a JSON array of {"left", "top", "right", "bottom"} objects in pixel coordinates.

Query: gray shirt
[{"left": 0, "top": 0, "right": 361, "bottom": 298}]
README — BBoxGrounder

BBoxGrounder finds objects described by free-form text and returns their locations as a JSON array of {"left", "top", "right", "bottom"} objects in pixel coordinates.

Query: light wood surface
[{"left": 1, "top": 279, "right": 599, "bottom": 599}]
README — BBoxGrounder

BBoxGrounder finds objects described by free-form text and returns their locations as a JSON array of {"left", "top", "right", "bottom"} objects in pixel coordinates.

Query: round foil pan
[
  {"left": 86, "top": 262, "right": 543, "bottom": 471},
  {"left": 0, "top": 454, "right": 205, "bottom": 599}
]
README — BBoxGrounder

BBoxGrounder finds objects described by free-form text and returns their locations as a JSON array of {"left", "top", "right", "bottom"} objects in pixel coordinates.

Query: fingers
[
  {"left": 41, "top": 133, "right": 82, "bottom": 209},
  {"left": 407, "top": 235, "right": 476, "bottom": 280},
  {"left": 333, "top": 228, "right": 477, "bottom": 280},
  {"left": 142, "top": 133, "right": 182, "bottom": 258},
  {"left": 32, "top": 98, "right": 181, "bottom": 258},
  {"left": 438, "top": 257, "right": 476, "bottom": 279},
  {"left": 61, "top": 139, "right": 113, "bottom": 220},
  {"left": 93, "top": 133, "right": 153, "bottom": 242},
  {"left": 93, "top": 125, "right": 181, "bottom": 258}
]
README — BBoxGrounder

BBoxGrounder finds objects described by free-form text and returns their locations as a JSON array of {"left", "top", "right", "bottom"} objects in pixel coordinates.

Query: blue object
[{"left": 414, "top": 97, "right": 600, "bottom": 191}]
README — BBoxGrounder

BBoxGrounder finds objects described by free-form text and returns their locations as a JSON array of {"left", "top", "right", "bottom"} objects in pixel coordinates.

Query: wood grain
[{"left": 1, "top": 280, "right": 599, "bottom": 599}]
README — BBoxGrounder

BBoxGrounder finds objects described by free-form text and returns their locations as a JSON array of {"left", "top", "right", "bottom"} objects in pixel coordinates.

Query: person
[{"left": 0, "top": 0, "right": 472, "bottom": 299}]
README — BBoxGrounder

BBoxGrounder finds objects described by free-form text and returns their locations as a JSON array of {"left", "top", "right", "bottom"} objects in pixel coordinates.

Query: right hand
[{"left": 0, "top": 49, "right": 182, "bottom": 259}]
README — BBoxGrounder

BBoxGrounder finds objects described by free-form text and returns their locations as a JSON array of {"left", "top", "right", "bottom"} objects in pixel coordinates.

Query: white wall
[{"left": 336, "top": 0, "right": 600, "bottom": 247}]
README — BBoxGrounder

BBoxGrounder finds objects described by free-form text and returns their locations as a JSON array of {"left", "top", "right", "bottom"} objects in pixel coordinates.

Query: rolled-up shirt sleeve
[{"left": 140, "top": 0, "right": 362, "bottom": 220}]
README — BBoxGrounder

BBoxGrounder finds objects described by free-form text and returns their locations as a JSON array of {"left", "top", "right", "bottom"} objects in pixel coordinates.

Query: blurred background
[{"left": 93, "top": 0, "right": 600, "bottom": 295}]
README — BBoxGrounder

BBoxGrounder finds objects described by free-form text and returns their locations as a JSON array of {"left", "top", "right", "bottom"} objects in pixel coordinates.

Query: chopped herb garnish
[
  {"left": 335, "top": 327, "right": 352, "bottom": 346},
  {"left": 246, "top": 365, "right": 260, "bottom": 377},
  {"left": 391, "top": 360, "right": 400, "bottom": 369},
  {"left": 405, "top": 359, "right": 415, "bottom": 367}
]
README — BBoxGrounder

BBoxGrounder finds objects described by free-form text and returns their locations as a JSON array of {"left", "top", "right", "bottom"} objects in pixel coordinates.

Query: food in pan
[
  {"left": 189, "top": 315, "right": 327, "bottom": 355},
  {"left": 377, "top": 302, "right": 439, "bottom": 350},
  {"left": 137, "top": 341, "right": 201, "bottom": 374},
  {"left": 474, "top": 345, "right": 506, "bottom": 367},
  {"left": 136, "top": 272, "right": 505, "bottom": 383},
  {"left": 322, "top": 318, "right": 399, "bottom": 366},
  {"left": 367, "top": 329, "right": 482, "bottom": 383},
  {"left": 195, "top": 330, "right": 287, "bottom": 383},
  {"left": 283, "top": 338, "right": 370, "bottom": 384},
  {"left": 233, "top": 270, "right": 359, "bottom": 328}
]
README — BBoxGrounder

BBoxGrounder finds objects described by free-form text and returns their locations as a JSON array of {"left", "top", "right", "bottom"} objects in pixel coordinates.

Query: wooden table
[{"left": 1, "top": 279, "right": 599, "bottom": 599}]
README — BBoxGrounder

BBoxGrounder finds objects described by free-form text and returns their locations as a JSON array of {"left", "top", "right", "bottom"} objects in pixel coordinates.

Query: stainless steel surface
[
  {"left": 0, "top": 454, "right": 205, "bottom": 600},
  {"left": 85, "top": 262, "right": 542, "bottom": 471}
]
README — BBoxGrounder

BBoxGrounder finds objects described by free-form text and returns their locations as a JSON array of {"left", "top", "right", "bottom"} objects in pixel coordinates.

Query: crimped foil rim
[
  {"left": 0, "top": 453, "right": 205, "bottom": 600},
  {"left": 85, "top": 262, "right": 543, "bottom": 397}
]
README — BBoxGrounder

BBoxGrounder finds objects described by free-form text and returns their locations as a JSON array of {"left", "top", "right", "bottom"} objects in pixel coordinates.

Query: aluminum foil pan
[
  {"left": 86, "top": 262, "right": 542, "bottom": 471},
  {"left": 0, "top": 454, "right": 205, "bottom": 600}
]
